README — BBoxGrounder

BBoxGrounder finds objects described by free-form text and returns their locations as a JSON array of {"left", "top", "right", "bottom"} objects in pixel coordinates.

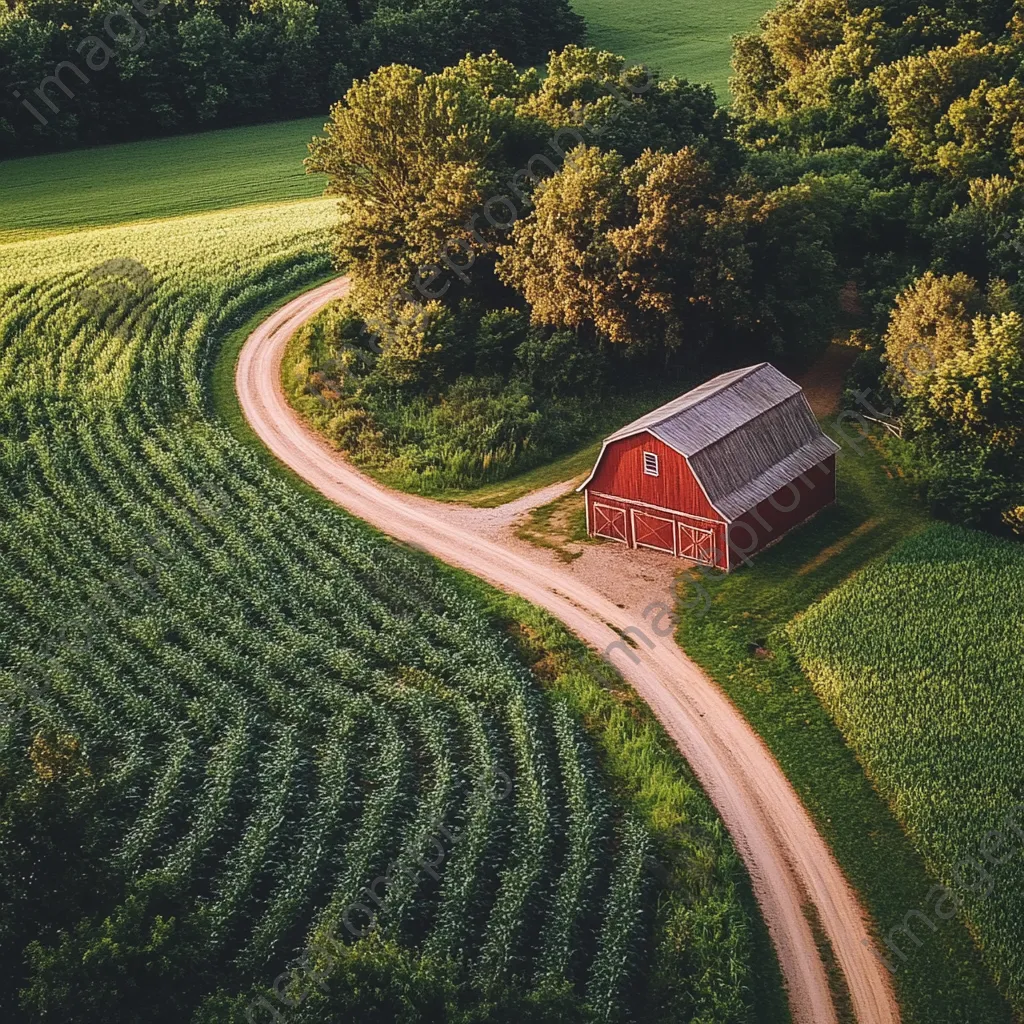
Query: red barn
[{"left": 578, "top": 363, "right": 840, "bottom": 571}]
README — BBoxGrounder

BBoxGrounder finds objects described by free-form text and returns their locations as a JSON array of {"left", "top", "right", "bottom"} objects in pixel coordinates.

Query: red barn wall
[
  {"left": 728, "top": 456, "right": 836, "bottom": 567},
  {"left": 586, "top": 432, "right": 721, "bottom": 521},
  {"left": 585, "top": 493, "right": 731, "bottom": 570}
]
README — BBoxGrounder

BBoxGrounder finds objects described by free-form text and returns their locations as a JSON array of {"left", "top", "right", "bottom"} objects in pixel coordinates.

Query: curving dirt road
[{"left": 236, "top": 277, "right": 900, "bottom": 1024}]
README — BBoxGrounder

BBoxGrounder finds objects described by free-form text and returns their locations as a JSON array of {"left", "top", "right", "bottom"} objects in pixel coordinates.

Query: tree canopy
[
  {"left": 0, "top": 0, "right": 584, "bottom": 157},
  {"left": 730, "top": 0, "right": 1024, "bottom": 535}
]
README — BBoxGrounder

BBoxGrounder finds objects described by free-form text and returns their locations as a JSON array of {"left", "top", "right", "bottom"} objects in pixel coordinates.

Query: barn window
[{"left": 643, "top": 451, "right": 659, "bottom": 477}]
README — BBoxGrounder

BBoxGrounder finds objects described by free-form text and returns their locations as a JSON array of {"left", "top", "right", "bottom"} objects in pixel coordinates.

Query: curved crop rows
[{"left": 0, "top": 205, "right": 757, "bottom": 1022}]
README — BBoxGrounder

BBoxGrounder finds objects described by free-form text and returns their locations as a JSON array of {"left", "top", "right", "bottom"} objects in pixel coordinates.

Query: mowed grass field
[
  {"left": 790, "top": 525, "right": 1024, "bottom": 1013},
  {"left": 0, "top": 117, "right": 326, "bottom": 243},
  {"left": 0, "top": 0, "right": 767, "bottom": 241},
  {"left": 571, "top": 0, "right": 766, "bottom": 97}
]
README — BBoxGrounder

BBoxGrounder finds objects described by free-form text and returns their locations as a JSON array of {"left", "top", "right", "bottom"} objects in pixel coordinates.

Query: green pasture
[
  {"left": 676, "top": 430, "right": 1014, "bottom": 1023},
  {"left": 791, "top": 524, "right": 1024, "bottom": 1014},
  {"left": 0, "top": 0, "right": 772, "bottom": 242},
  {"left": 0, "top": 118, "right": 326, "bottom": 243},
  {"left": 571, "top": 0, "right": 766, "bottom": 98}
]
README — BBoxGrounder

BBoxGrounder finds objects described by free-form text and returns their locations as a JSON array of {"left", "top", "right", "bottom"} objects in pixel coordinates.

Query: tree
[
  {"left": 499, "top": 143, "right": 840, "bottom": 357},
  {"left": 905, "top": 311, "right": 1024, "bottom": 532},
  {"left": 730, "top": 0, "right": 891, "bottom": 148},
  {"left": 496, "top": 144, "right": 723, "bottom": 350},
  {"left": 306, "top": 60, "right": 516, "bottom": 317},
  {"left": 196, "top": 934, "right": 589, "bottom": 1024},
  {"left": 712, "top": 178, "right": 842, "bottom": 357},
  {"left": 932, "top": 175, "right": 1024, "bottom": 289},
  {"left": 0, "top": 0, "right": 584, "bottom": 157},
  {"left": 610, "top": 147, "right": 723, "bottom": 349},
  {"left": 884, "top": 273, "right": 1024, "bottom": 531},
  {"left": 20, "top": 873, "right": 209, "bottom": 1024},
  {"left": 518, "top": 45, "right": 736, "bottom": 166},
  {"left": 919, "top": 309, "right": 1024, "bottom": 446},
  {"left": 873, "top": 33, "right": 1019, "bottom": 179},
  {"left": 496, "top": 145, "right": 631, "bottom": 342},
  {"left": 883, "top": 271, "right": 987, "bottom": 394}
]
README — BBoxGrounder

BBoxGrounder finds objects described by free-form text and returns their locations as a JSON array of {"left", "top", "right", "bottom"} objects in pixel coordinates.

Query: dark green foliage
[
  {"left": 301, "top": 46, "right": 853, "bottom": 493},
  {"left": 21, "top": 874, "right": 210, "bottom": 1024},
  {"left": 515, "top": 329, "right": 606, "bottom": 399},
  {"left": 0, "top": 0, "right": 584, "bottom": 157},
  {"left": 282, "top": 298, "right": 618, "bottom": 492},
  {"left": 196, "top": 935, "right": 590, "bottom": 1024},
  {"left": 733, "top": 0, "right": 1024, "bottom": 536}
]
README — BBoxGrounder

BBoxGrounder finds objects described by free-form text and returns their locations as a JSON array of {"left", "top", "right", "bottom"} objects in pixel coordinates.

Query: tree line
[
  {"left": 732, "top": 0, "right": 1023, "bottom": 533},
  {"left": 302, "top": 0, "right": 1024, "bottom": 530},
  {"left": 0, "top": 0, "right": 582, "bottom": 157},
  {"left": 295, "top": 47, "right": 847, "bottom": 492}
]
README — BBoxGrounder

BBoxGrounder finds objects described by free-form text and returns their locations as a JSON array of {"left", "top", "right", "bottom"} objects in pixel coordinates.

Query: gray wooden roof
[{"left": 587, "top": 363, "right": 840, "bottom": 520}]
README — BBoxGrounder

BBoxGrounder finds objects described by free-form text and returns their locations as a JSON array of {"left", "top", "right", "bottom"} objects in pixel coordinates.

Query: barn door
[
  {"left": 632, "top": 510, "right": 676, "bottom": 554},
  {"left": 678, "top": 523, "right": 715, "bottom": 565},
  {"left": 592, "top": 503, "right": 627, "bottom": 543}
]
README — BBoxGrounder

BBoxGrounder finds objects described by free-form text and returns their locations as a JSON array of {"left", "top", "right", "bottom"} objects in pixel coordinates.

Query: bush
[{"left": 283, "top": 300, "right": 614, "bottom": 493}]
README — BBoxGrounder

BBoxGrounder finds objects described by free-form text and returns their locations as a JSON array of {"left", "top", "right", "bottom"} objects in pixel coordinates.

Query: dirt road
[{"left": 236, "top": 277, "right": 900, "bottom": 1024}]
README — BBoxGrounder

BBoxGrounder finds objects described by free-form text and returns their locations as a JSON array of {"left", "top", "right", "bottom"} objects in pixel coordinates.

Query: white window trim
[{"left": 642, "top": 451, "right": 659, "bottom": 477}]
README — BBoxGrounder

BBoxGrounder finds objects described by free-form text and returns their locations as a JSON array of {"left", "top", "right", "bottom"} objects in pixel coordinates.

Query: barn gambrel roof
[{"left": 579, "top": 363, "right": 840, "bottom": 520}]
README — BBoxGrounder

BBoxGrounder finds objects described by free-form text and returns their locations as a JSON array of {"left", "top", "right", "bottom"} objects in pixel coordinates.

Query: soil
[{"left": 798, "top": 342, "right": 861, "bottom": 418}]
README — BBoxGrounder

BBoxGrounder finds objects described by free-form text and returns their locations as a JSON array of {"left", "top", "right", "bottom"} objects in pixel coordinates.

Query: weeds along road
[{"left": 236, "top": 276, "right": 900, "bottom": 1024}]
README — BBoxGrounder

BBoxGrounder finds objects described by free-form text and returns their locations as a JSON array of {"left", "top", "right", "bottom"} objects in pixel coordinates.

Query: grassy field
[
  {"left": 0, "top": 0, "right": 767, "bottom": 243},
  {"left": 0, "top": 204, "right": 779, "bottom": 1022},
  {"left": 790, "top": 524, "right": 1024, "bottom": 1014},
  {"left": 0, "top": 118, "right": 326, "bottom": 243},
  {"left": 571, "top": 0, "right": 766, "bottom": 98},
  {"left": 0, "top": 0, "right": 770, "bottom": 244},
  {"left": 675, "top": 431, "right": 1015, "bottom": 1023}
]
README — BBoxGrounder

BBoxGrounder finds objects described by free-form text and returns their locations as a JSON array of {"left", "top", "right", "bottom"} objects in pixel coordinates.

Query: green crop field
[
  {"left": 789, "top": 525, "right": 1024, "bottom": 1013},
  {"left": 675, "top": 430, "right": 1014, "bottom": 1023},
  {"left": 0, "top": 204, "right": 776, "bottom": 1021},
  {"left": 571, "top": 0, "right": 766, "bottom": 98},
  {"left": 0, "top": 118, "right": 326, "bottom": 243}
]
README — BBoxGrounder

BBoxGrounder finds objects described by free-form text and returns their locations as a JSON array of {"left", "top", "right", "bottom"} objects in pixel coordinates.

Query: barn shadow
[{"left": 683, "top": 423, "right": 930, "bottom": 626}]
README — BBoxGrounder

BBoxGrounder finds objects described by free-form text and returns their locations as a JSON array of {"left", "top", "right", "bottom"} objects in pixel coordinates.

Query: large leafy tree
[
  {"left": 932, "top": 174, "right": 1024, "bottom": 292},
  {"left": 731, "top": 0, "right": 1022, "bottom": 159},
  {"left": 306, "top": 45, "right": 739, "bottom": 327},
  {"left": 495, "top": 145, "right": 634, "bottom": 344},
  {"left": 306, "top": 58, "right": 522, "bottom": 315},
  {"left": 497, "top": 144, "right": 728, "bottom": 350},
  {"left": 498, "top": 143, "right": 839, "bottom": 355},
  {"left": 873, "top": 31, "right": 1024, "bottom": 179},
  {"left": 519, "top": 45, "right": 737, "bottom": 167},
  {"left": 884, "top": 273, "right": 1024, "bottom": 531},
  {"left": 882, "top": 271, "right": 988, "bottom": 388}
]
